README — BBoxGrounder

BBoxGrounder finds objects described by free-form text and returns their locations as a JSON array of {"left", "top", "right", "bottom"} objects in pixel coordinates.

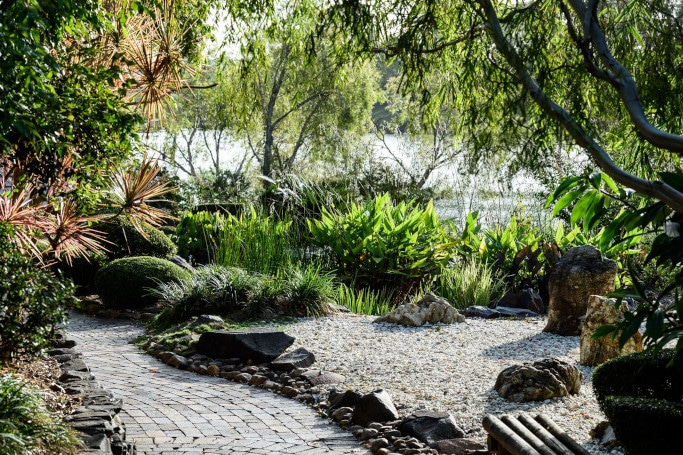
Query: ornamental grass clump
[
  {"left": 431, "top": 259, "right": 506, "bottom": 310},
  {"left": 337, "top": 283, "right": 393, "bottom": 316},
  {"left": 0, "top": 374, "right": 79, "bottom": 455},
  {"left": 308, "top": 193, "right": 456, "bottom": 291}
]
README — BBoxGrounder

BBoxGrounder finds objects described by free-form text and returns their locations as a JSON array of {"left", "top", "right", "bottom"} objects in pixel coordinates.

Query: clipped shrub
[
  {"left": 0, "top": 237, "right": 75, "bottom": 360},
  {"left": 308, "top": 193, "right": 455, "bottom": 290},
  {"left": 592, "top": 349, "right": 683, "bottom": 406},
  {"left": 99, "top": 217, "right": 177, "bottom": 260},
  {"left": 95, "top": 256, "right": 191, "bottom": 310},
  {"left": 592, "top": 349, "right": 683, "bottom": 455},
  {"left": 602, "top": 395, "right": 683, "bottom": 455},
  {"left": 0, "top": 374, "right": 79, "bottom": 454}
]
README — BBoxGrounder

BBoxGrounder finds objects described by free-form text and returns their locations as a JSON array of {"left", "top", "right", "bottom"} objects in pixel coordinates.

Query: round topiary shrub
[
  {"left": 99, "top": 217, "right": 177, "bottom": 260},
  {"left": 95, "top": 256, "right": 191, "bottom": 310},
  {"left": 602, "top": 395, "right": 683, "bottom": 455},
  {"left": 592, "top": 349, "right": 683, "bottom": 405}
]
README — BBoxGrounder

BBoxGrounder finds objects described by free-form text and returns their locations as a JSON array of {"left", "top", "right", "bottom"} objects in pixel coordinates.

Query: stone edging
[
  {"left": 146, "top": 344, "right": 488, "bottom": 455},
  {"left": 50, "top": 333, "right": 136, "bottom": 455}
]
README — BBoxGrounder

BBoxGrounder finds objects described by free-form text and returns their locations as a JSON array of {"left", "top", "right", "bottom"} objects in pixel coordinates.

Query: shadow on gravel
[{"left": 479, "top": 332, "right": 579, "bottom": 362}]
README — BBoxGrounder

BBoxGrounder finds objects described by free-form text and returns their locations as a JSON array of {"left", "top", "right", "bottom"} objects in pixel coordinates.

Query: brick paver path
[{"left": 66, "top": 312, "right": 369, "bottom": 454}]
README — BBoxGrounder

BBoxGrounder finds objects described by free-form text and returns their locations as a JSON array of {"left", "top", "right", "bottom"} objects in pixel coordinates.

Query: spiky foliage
[{"left": 108, "top": 155, "right": 176, "bottom": 231}]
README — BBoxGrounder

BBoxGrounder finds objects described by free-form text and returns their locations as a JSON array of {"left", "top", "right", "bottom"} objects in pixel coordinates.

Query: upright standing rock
[
  {"left": 580, "top": 295, "right": 642, "bottom": 366},
  {"left": 544, "top": 246, "right": 617, "bottom": 335}
]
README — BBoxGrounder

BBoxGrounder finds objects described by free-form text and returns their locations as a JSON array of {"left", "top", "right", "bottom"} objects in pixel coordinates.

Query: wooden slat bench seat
[{"left": 482, "top": 413, "right": 591, "bottom": 455}]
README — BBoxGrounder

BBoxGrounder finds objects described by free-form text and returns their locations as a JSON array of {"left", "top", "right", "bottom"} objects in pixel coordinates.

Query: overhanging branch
[{"left": 477, "top": 0, "right": 683, "bottom": 213}]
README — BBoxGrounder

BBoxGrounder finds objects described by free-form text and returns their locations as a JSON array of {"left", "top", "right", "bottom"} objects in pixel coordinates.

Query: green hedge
[
  {"left": 592, "top": 349, "right": 683, "bottom": 405},
  {"left": 99, "top": 217, "right": 177, "bottom": 260},
  {"left": 95, "top": 256, "right": 191, "bottom": 310},
  {"left": 602, "top": 395, "right": 683, "bottom": 455},
  {"left": 592, "top": 349, "right": 683, "bottom": 455}
]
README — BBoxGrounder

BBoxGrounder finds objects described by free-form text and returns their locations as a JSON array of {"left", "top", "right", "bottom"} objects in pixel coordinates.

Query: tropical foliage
[{"left": 308, "top": 193, "right": 455, "bottom": 290}]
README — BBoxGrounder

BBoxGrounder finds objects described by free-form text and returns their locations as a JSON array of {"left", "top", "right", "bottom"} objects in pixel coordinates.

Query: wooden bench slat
[
  {"left": 501, "top": 415, "right": 558, "bottom": 455},
  {"left": 534, "top": 414, "right": 592, "bottom": 455},
  {"left": 483, "top": 414, "right": 543, "bottom": 455}
]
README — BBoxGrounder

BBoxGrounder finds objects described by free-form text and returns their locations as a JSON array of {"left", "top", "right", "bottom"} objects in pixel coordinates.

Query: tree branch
[
  {"left": 567, "top": 0, "right": 683, "bottom": 155},
  {"left": 477, "top": 0, "right": 683, "bottom": 213}
]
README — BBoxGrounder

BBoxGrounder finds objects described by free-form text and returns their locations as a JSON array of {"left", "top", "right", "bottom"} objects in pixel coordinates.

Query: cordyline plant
[{"left": 0, "top": 154, "right": 175, "bottom": 266}]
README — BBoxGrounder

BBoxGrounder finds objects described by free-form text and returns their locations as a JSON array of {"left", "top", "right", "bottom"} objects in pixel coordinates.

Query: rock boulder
[
  {"left": 351, "top": 390, "right": 400, "bottom": 426},
  {"left": 374, "top": 293, "right": 465, "bottom": 326},
  {"left": 494, "top": 358, "right": 584, "bottom": 402},
  {"left": 397, "top": 411, "right": 466, "bottom": 447},
  {"left": 195, "top": 330, "right": 294, "bottom": 364},
  {"left": 580, "top": 295, "right": 643, "bottom": 366},
  {"left": 544, "top": 245, "right": 617, "bottom": 335}
]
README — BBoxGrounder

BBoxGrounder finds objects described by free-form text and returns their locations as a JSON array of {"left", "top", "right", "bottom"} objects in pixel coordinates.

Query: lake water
[{"left": 141, "top": 131, "right": 552, "bottom": 228}]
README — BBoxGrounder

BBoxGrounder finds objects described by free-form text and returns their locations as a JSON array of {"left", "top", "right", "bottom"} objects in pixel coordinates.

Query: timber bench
[{"left": 482, "top": 413, "right": 592, "bottom": 455}]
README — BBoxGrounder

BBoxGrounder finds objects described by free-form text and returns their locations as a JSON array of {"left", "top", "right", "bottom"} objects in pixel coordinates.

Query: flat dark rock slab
[
  {"left": 271, "top": 347, "right": 316, "bottom": 371},
  {"left": 196, "top": 330, "right": 295, "bottom": 364}
]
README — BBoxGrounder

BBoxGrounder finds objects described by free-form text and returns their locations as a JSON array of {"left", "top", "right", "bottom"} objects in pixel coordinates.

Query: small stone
[
  {"left": 234, "top": 373, "right": 252, "bottom": 383},
  {"left": 249, "top": 374, "right": 268, "bottom": 386},
  {"left": 166, "top": 354, "right": 188, "bottom": 370},
  {"left": 360, "top": 428, "right": 379, "bottom": 441},
  {"left": 332, "top": 407, "right": 354, "bottom": 422},
  {"left": 280, "top": 385, "right": 299, "bottom": 397},
  {"left": 370, "top": 438, "right": 389, "bottom": 451}
]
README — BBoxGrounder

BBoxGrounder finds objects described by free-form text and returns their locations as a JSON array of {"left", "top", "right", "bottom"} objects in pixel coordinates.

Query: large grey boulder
[
  {"left": 195, "top": 330, "right": 294, "bottom": 364},
  {"left": 374, "top": 293, "right": 465, "bottom": 326},
  {"left": 351, "top": 390, "right": 400, "bottom": 426},
  {"left": 398, "top": 411, "right": 466, "bottom": 447},
  {"left": 544, "top": 245, "right": 617, "bottom": 335},
  {"left": 579, "top": 295, "right": 642, "bottom": 366},
  {"left": 494, "top": 358, "right": 584, "bottom": 402}
]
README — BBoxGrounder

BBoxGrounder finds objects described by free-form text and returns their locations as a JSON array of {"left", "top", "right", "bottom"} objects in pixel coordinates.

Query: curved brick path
[{"left": 66, "top": 312, "right": 369, "bottom": 454}]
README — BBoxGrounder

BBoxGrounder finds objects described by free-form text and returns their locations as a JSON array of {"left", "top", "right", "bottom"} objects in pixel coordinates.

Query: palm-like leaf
[
  {"left": 121, "top": 0, "right": 195, "bottom": 125},
  {"left": 43, "top": 199, "right": 109, "bottom": 266},
  {"left": 0, "top": 180, "right": 43, "bottom": 260},
  {"left": 109, "top": 155, "right": 176, "bottom": 231}
]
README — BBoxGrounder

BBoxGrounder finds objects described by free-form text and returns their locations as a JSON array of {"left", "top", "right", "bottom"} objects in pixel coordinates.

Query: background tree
[{"left": 219, "top": 0, "right": 381, "bottom": 183}]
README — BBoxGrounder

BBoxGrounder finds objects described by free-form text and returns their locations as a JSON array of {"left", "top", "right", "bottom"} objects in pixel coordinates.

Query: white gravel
[{"left": 272, "top": 313, "right": 624, "bottom": 455}]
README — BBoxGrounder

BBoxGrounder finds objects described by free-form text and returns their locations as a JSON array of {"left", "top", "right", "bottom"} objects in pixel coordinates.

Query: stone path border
[{"left": 66, "top": 312, "right": 370, "bottom": 454}]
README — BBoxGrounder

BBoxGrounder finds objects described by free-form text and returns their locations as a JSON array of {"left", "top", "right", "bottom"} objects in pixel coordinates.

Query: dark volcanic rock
[
  {"left": 270, "top": 347, "right": 315, "bottom": 371},
  {"left": 351, "top": 390, "right": 400, "bottom": 426},
  {"left": 195, "top": 330, "right": 295, "bottom": 364},
  {"left": 398, "top": 411, "right": 466, "bottom": 447}
]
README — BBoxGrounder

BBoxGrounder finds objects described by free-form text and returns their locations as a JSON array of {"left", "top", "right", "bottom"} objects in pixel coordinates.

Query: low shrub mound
[
  {"left": 95, "top": 256, "right": 191, "bottom": 310},
  {"left": 150, "top": 264, "right": 337, "bottom": 327},
  {"left": 592, "top": 349, "right": 683, "bottom": 454},
  {"left": 602, "top": 395, "right": 683, "bottom": 455},
  {"left": 99, "top": 217, "right": 177, "bottom": 260},
  {"left": 592, "top": 349, "right": 683, "bottom": 405}
]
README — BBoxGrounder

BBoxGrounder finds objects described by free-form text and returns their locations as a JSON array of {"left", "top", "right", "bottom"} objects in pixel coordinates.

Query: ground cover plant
[{"left": 0, "top": 374, "right": 79, "bottom": 455}]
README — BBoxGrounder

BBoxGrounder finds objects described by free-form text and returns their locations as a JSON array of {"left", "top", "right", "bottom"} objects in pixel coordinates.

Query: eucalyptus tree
[{"left": 217, "top": 0, "right": 382, "bottom": 182}]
